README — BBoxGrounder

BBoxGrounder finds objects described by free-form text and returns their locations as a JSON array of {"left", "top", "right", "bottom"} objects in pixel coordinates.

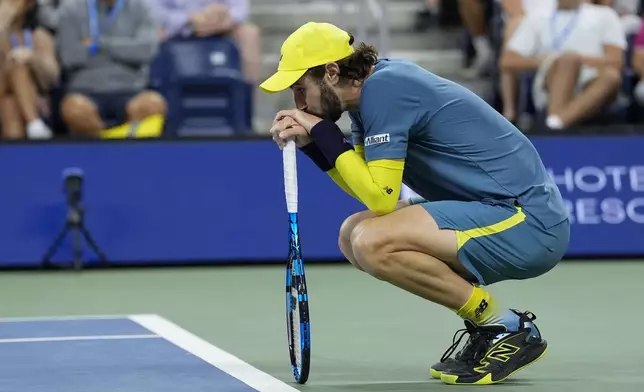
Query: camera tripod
[{"left": 41, "top": 204, "right": 108, "bottom": 270}]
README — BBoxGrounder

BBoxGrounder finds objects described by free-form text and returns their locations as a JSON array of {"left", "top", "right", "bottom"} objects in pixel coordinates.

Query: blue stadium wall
[{"left": 1, "top": 135, "right": 643, "bottom": 268}]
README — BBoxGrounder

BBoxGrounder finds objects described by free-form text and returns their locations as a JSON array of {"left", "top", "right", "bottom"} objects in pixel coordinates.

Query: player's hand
[
  {"left": 269, "top": 116, "right": 312, "bottom": 149},
  {"left": 274, "top": 109, "right": 323, "bottom": 133}
]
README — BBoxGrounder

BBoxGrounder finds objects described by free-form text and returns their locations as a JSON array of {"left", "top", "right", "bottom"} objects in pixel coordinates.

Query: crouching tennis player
[{"left": 261, "top": 22, "right": 570, "bottom": 385}]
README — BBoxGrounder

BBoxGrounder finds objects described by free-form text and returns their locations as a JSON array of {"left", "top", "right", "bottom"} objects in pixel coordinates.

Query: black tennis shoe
[
  {"left": 430, "top": 319, "right": 502, "bottom": 379},
  {"left": 439, "top": 311, "right": 547, "bottom": 385}
]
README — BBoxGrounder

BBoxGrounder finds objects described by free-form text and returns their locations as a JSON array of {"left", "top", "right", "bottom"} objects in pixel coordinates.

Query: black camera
[
  {"left": 62, "top": 168, "right": 84, "bottom": 208},
  {"left": 42, "top": 167, "right": 107, "bottom": 269}
]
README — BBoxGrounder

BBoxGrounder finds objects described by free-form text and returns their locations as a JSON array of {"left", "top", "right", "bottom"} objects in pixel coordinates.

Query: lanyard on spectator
[
  {"left": 550, "top": 9, "right": 581, "bottom": 52},
  {"left": 10, "top": 30, "right": 32, "bottom": 49},
  {"left": 87, "top": 0, "right": 126, "bottom": 55}
]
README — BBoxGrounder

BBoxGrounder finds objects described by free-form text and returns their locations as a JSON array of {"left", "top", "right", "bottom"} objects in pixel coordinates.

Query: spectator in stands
[
  {"left": 612, "top": 0, "right": 642, "bottom": 34},
  {"left": 499, "top": 0, "right": 556, "bottom": 122},
  {"left": 458, "top": 0, "right": 493, "bottom": 78},
  {"left": 414, "top": 0, "right": 440, "bottom": 31},
  {"left": 589, "top": 0, "right": 641, "bottom": 33},
  {"left": 632, "top": 21, "right": 644, "bottom": 105},
  {"left": 37, "top": 0, "right": 60, "bottom": 33},
  {"left": 152, "top": 0, "right": 261, "bottom": 85},
  {"left": 57, "top": 0, "right": 167, "bottom": 137},
  {"left": 0, "top": 0, "right": 59, "bottom": 139},
  {"left": 500, "top": 0, "right": 626, "bottom": 130}
]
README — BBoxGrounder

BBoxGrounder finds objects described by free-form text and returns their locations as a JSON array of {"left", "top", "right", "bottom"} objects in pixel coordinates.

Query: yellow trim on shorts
[{"left": 456, "top": 206, "right": 526, "bottom": 250}]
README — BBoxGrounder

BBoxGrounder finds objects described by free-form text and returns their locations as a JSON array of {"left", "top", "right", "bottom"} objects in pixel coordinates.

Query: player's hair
[{"left": 305, "top": 34, "right": 379, "bottom": 86}]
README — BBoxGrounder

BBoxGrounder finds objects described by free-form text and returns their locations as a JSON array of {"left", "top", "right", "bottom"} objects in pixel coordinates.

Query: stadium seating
[{"left": 149, "top": 36, "right": 253, "bottom": 137}]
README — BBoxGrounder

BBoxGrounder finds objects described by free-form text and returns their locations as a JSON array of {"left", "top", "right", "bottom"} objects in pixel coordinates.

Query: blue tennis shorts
[{"left": 419, "top": 198, "right": 570, "bottom": 286}]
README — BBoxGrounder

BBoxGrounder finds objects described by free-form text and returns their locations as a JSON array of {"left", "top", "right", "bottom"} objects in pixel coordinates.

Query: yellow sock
[
  {"left": 455, "top": 286, "right": 523, "bottom": 331},
  {"left": 455, "top": 286, "right": 499, "bottom": 326}
]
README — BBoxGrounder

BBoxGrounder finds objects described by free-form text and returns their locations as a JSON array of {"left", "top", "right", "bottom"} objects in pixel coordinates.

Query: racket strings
[{"left": 291, "top": 282, "right": 302, "bottom": 371}]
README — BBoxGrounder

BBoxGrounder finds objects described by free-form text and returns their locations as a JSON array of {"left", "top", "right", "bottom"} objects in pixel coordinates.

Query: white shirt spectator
[
  {"left": 509, "top": 3, "right": 625, "bottom": 59},
  {"left": 507, "top": 2, "right": 626, "bottom": 109},
  {"left": 521, "top": 0, "right": 557, "bottom": 17},
  {"left": 496, "top": 0, "right": 557, "bottom": 17}
]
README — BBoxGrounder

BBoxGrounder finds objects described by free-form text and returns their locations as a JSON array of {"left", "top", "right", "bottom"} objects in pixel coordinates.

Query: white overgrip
[{"left": 283, "top": 140, "right": 298, "bottom": 213}]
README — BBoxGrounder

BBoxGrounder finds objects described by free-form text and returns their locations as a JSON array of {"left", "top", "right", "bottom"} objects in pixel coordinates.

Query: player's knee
[
  {"left": 339, "top": 210, "right": 378, "bottom": 268},
  {"left": 337, "top": 232, "right": 354, "bottom": 267},
  {"left": 338, "top": 212, "right": 363, "bottom": 250},
  {"left": 350, "top": 221, "right": 394, "bottom": 280},
  {"left": 338, "top": 212, "right": 369, "bottom": 271},
  {"left": 338, "top": 217, "right": 352, "bottom": 249},
  {"left": 337, "top": 231, "right": 359, "bottom": 270}
]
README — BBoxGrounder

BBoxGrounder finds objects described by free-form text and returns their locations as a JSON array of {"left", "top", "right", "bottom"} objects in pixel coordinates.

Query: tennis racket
[{"left": 282, "top": 140, "right": 311, "bottom": 384}]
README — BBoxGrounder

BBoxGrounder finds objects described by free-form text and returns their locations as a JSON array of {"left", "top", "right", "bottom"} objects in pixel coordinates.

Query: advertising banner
[
  {"left": 532, "top": 136, "right": 644, "bottom": 256},
  {"left": 0, "top": 136, "right": 641, "bottom": 267}
]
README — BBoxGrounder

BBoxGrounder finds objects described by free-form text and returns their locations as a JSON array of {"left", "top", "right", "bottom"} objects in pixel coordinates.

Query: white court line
[
  {"left": 130, "top": 314, "right": 300, "bottom": 392},
  {"left": 0, "top": 334, "right": 160, "bottom": 344},
  {"left": 0, "top": 314, "right": 131, "bottom": 323}
]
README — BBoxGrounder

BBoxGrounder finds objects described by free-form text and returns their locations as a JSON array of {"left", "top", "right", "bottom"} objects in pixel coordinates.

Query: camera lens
[{"left": 62, "top": 168, "right": 84, "bottom": 207}]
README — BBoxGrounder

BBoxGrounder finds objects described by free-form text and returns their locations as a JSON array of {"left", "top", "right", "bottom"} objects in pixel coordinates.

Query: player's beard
[{"left": 306, "top": 81, "right": 343, "bottom": 123}]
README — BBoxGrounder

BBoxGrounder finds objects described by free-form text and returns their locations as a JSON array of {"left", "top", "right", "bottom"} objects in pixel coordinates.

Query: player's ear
[{"left": 324, "top": 62, "right": 340, "bottom": 85}]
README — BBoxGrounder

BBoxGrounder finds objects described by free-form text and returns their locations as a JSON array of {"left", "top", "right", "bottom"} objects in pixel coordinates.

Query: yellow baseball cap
[{"left": 259, "top": 22, "right": 355, "bottom": 93}]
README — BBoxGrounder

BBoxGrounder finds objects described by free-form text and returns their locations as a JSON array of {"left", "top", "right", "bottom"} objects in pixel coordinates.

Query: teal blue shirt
[{"left": 349, "top": 59, "right": 568, "bottom": 229}]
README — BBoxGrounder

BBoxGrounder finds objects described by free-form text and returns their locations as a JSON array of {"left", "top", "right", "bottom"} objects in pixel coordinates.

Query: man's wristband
[
  {"left": 300, "top": 142, "right": 333, "bottom": 172},
  {"left": 309, "top": 120, "right": 353, "bottom": 166}
]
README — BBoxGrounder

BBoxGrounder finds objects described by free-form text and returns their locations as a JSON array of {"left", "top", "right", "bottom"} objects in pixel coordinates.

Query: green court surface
[{"left": 0, "top": 261, "right": 641, "bottom": 391}]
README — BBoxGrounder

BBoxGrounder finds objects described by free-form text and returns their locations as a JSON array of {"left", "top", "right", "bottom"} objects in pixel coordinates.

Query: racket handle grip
[{"left": 283, "top": 140, "right": 298, "bottom": 213}]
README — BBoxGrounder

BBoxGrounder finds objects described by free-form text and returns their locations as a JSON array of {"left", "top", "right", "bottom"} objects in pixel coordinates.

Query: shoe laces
[
  {"left": 513, "top": 309, "right": 542, "bottom": 342},
  {"left": 440, "top": 325, "right": 500, "bottom": 364}
]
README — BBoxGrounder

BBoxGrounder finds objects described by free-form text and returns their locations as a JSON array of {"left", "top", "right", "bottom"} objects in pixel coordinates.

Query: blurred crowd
[
  {"left": 1, "top": 0, "right": 644, "bottom": 140},
  {"left": 0, "top": 0, "right": 259, "bottom": 140},
  {"left": 418, "top": 0, "right": 644, "bottom": 130}
]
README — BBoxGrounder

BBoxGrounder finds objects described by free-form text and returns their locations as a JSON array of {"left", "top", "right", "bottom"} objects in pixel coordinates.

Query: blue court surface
[{"left": 0, "top": 315, "right": 299, "bottom": 392}]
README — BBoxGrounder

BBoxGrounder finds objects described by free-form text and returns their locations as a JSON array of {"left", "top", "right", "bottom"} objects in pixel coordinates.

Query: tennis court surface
[
  {"left": 0, "top": 315, "right": 296, "bottom": 392},
  {"left": 0, "top": 261, "right": 642, "bottom": 392}
]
